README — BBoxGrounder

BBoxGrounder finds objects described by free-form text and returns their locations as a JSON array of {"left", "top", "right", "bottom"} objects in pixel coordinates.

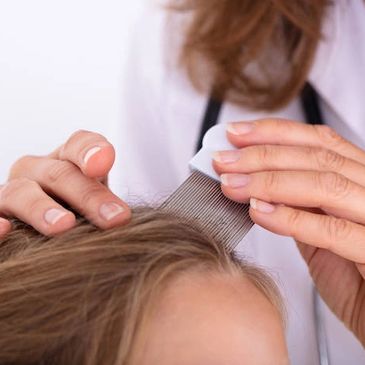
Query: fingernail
[
  {"left": 84, "top": 146, "right": 102, "bottom": 165},
  {"left": 100, "top": 202, "right": 125, "bottom": 221},
  {"left": 227, "top": 122, "right": 254, "bottom": 136},
  {"left": 221, "top": 174, "right": 250, "bottom": 188},
  {"left": 213, "top": 150, "right": 240, "bottom": 164},
  {"left": 44, "top": 208, "right": 68, "bottom": 225},
  {"left": 250, "top": 198, "right": 275, "bottom": 213}
]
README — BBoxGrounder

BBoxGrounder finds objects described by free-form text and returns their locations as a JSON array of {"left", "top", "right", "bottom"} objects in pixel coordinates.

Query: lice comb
[{"left": 161, "top": 125, "right": 253, "bottom": 252}]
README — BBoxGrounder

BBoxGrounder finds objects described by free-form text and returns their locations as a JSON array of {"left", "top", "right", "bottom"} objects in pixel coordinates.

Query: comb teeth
[{"left": 160, "top": 171, "right": 253, "bottom": 252}]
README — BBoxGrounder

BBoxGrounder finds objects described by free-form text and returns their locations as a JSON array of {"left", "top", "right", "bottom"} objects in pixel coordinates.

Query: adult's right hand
[{"left": 0, "top": 130, "right": 131, "bottom": 237}]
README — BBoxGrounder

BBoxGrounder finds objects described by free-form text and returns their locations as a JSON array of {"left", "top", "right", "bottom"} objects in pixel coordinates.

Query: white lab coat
[{"left": 112, "top": 1, "right": 365, "bottom": 364}]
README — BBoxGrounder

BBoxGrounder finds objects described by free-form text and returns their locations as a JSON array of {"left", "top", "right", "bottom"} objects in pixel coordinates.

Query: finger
[
  {"left": 0, "top": 180, "right": 76, "bottom": 236},
  {"left": 249, "top": 198, "right": 365, "bottom": 263},
  {"left": 213, "top": 145, "right": 365, "bottom": 187},
  {"left": 356, "top": 263, "right": 365, "bottom": 280},
  {"left": 220, "top": 170, "right": 365, "bottom": 225},
  {"left": 19, "top": 157, "right": 131, "bottom": 229},
  {"left": 0, "top": 217, "right": 11, "bottom": 238},
  {"left": 225, "top": 119, "right": 365, "bottom": 165},
  {"left": 49, "top": 130, "right": 115, "bottom": 178}
]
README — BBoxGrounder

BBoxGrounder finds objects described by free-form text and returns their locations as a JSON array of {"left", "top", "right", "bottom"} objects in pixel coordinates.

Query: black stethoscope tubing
[
  {"left": 196, "top": 83, "right": 329, "bottom": 365},
  {"left": 196, "top": 83, "right": 324, "bottom": 152}
]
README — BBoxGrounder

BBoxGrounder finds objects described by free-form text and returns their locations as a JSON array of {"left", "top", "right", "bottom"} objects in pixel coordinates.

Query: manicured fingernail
[
  {"left": 227, "top": 122, "right": 254, "bottom": 135},
  {"left": 100, "top": 202, "right": 125, "bottom": 221},
  {"left": 45, "top": 208, "right": 68, "bottom": 225},
  {"left": 250, "top": 198, "right": 275, "bottom": 213},
  {"left": 84, "top": 146, "right": 102, "bottom": 165},
  {"left": 221, "top": 174, "right": 250, "bottom": 188},
  {"left": 213, "top": 150, "right": 240, "bottom": 164}
]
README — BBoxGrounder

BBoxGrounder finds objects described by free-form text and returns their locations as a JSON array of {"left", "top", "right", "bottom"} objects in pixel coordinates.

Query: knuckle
[
  {"left": 8, "top": 155, "right": 38, "bottom": 179},
  {"left": 68, "top": 129, "right": 104, "bottom": 144},
  {"left": 0, "top": 178, "right": 39, "bottom": 203},
  {"left": 68, "top": 129, "right": 92, "bottom": 141},
  {"left": 324, "top": 216, "right": 351, "bottom": 245},
  {"left": 264, "top": 171, "right": 279, "bottom": 191},
  {"left": 257, "top": 145, "right": 273, "bottom": 166},
  {"left": 46, "top": 161, "right": 79, "bottom": 184},
  {"left": 314, "top": 125, "right": 344, "bottom": 148},
  {"left": 315, "top": 148, "right": 345, "bottom": 171},
  {"left": 63, "top": 130, "right": 90, "bottom": 153},
  {"left": 264, "top": 118, "right": 283, "bottom": 128},
  {"left": 318, "top": 172, "right": 350, "bottom": 199},
  {"left": 25, "top": 196, "right": 47, "bottom": 216},
  {"left": 79, "top": 182, "right": 105, "bottom": 208},
  {"left": 267, "top": 118, "right": 297, "bottom": 131},
  {"left": 288, "top": 209, "right": 303, "bottom": 237},
  {"left": 266, "top": 117, "right": 287, "bottom": 127}
]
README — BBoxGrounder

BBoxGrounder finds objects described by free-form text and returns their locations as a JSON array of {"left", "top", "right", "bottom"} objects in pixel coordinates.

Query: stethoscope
[{"left": 196, "top": 83, "right": 329, "bottom": 365}]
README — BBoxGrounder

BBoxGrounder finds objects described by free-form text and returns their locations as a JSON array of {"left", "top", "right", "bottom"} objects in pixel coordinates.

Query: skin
[
  {"left": 212, "top": 118, "right": 365, "bottom": 346},
  {"left": 1, "top": 119, "right": 365, "bottom": 344},
  {"left": 0, "top": 130, "right": 131, "bottom": 236},
  {"left": 131, "top": 270, "right": 289, "bottom": 365}
]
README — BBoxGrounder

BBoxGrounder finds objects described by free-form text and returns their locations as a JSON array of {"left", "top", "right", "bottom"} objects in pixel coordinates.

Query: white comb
[{"left": 161, "top": 125, "right": 253, "bottom": 252}]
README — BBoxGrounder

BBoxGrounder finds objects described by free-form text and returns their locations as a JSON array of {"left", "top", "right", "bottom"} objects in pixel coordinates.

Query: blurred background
[{"left": 0, "top": 0, "right": 147, "bottom": 181}]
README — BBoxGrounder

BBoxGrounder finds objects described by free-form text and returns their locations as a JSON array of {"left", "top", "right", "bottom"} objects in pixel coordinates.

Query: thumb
[{"left": 49, "top": 130, "right": 115, "bottom": 178}]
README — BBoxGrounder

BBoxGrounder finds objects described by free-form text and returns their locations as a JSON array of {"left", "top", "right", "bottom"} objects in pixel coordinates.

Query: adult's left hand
[{"left": 213, "top": 119, "right": 365, "bottom": 346}]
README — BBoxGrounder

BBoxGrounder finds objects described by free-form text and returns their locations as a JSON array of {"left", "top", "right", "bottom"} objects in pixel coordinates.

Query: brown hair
[
  {"left": 171, "top": 0, "right": 328, "bottom": 110},
  {"left": 0, "top": 208, "right": 282, "bottom": 365}
]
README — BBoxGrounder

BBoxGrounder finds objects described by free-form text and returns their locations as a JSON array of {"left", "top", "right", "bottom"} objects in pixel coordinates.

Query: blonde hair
[
  {"left": 171, "top": 0, "right": 328, "bottom": 110},
  {"left": 0, "top": 208, "right": 282, "bottom": 364}
]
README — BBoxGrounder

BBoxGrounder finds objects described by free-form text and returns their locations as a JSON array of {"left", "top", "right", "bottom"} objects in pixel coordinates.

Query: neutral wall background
[{"left": 0, "top": 0, "right": 147, "bottom": 182}]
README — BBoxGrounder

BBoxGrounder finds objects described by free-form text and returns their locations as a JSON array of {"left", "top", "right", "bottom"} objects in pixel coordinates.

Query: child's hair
[{"left": 0, "top": 208, "right": 283, "bottom": 365}]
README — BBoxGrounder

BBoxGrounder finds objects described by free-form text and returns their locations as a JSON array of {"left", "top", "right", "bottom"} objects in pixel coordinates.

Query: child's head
[{"left": 0, "top": 209, "right": 288, "bottom": 365}]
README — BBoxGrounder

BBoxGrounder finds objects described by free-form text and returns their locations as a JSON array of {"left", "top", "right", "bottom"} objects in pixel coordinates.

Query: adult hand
[
  {"left": 0, "top": 130, "right": 131, "bottom": 237},
  {"left": 213, "top": 119, "right": 365, "bottom": 346}
]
